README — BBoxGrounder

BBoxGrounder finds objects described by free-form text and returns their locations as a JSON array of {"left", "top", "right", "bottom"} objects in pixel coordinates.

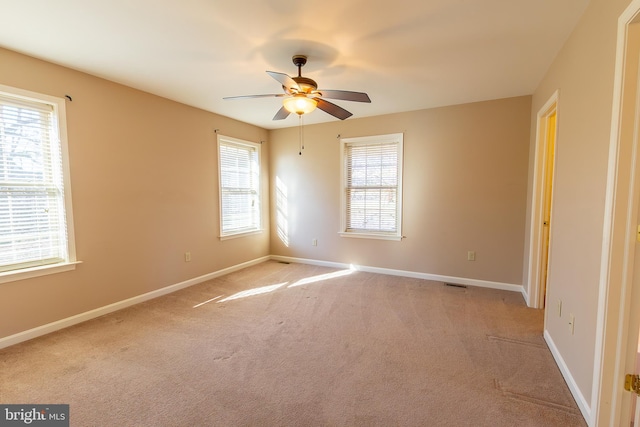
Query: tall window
[
  {"left": 340, "top": 133, "right": 403, "bottom": 241},
  {"left": 0, "top": 84, "right": 76, "bottom": 277},
  {"left": 217, "top": 135, "right": 262, "bottom": 239}
]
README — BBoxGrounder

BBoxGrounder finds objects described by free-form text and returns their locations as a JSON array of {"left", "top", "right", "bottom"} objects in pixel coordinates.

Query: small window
[
  {"left": 340, "top": 133, "right": 403, "bottom": 241},
  {"left": 0, "top": 84, "right": 76, "bottom": 277},
  {"left": 217, "top": 135, "right": 262, "bottom": 239}
]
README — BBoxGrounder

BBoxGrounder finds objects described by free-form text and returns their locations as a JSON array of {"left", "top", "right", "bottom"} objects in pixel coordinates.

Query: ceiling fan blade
[
  {"left": 223, "top": 94, "right": 285, "bottom": 100},
  {"left": 316, "top": 98, "right": 353, "bottom": 120},
  {"left": 266, "top": 71, "right": 299, "bottom": 92},
  {"left": 273, "top": 106, "right": 290, "bottom": 120},
  {"left": 317, "top": 90, "right": 371, "bottom": 103}
]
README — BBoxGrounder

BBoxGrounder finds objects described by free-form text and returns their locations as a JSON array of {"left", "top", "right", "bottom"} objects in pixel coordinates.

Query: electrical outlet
[
  {"left": 467, "top": 251, "right": 476, "bottom": 261},
  {"left": 312, "top": 238, "right": 318, "bottom": 246},
  {"left": 185, "top": 252, "right": 191, "bottom": 262}
]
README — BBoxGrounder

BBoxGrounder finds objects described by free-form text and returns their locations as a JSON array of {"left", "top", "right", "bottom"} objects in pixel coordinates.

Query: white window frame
[
  {"left": 217, "top": 135, "right": 262, "bottom": 240},
  {"left": 0, "top": 84, "right": 78, "bottom": 284},
  {"left": 339, "top": 133, "right": 404, "bottom": 241}
]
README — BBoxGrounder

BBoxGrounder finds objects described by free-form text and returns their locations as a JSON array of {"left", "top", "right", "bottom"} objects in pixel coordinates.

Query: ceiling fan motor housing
[{"left": 292, "top": 76, "right": 317, "bottom": 93}]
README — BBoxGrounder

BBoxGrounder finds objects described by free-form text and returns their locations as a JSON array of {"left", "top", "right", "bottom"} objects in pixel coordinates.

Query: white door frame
[
  {"left": 592, "top": 1, "right": 640, "bottom": 425},
  {"left": 526, "top": 91, "right": 559, "bottom": 309}
]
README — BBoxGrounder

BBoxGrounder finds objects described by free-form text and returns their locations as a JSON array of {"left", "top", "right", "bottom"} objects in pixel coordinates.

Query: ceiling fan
[{"left": 224, "top": 55, "right": 371, "bottom": 121}]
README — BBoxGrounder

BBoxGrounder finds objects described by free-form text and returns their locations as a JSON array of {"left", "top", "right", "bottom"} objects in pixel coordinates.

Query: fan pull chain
[{"left": 299, "top": 114, "right": 304, "bottom": 155}]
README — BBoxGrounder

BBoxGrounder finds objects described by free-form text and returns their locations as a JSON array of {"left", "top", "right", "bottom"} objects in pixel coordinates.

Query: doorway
[
  {"left": 527, "top": 91, "right": 559, "bottom": 310},
  {"left": 619, "top": 28, "right": 640, "bottom": 423},
  {"left": 592, "top": 3, "right": 640, "bottom": 425}
]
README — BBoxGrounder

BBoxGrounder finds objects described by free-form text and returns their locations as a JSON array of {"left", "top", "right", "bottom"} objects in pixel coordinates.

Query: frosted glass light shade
[{"left": 283, "top": 95, "right": 318, "bottom": 115}]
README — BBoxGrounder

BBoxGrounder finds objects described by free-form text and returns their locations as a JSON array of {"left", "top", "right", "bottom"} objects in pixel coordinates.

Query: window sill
[
  {"left": 0, "top": 261, "right": 82, "bottom": 285},
  {"left": 339, "top": 232, "right": 403, "bottom": 241},
  {"left": 219, "top": 229, "right": 264, "bottom": 241}
]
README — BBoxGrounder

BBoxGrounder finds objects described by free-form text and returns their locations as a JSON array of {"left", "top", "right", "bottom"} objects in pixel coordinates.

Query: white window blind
[
  {"left": 218, "top": 136, "right": 261, "bottom": 237},
  {"left": 0, "top": 92, "right": 70, "bottom": 272},
  {"left": 341, "top": 133, "right": 403, "bottom": 240}
]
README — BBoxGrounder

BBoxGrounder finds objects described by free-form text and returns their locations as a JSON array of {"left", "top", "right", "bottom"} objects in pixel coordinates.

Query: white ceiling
[{"left": 0, "top": 0, "right": 589, "bottom": 129}]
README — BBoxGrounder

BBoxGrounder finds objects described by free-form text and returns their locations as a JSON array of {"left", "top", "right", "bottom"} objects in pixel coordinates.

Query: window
[
  {"left": 0, "top": 84, "right": 76, "bottom": 280},
  {"left": 340, "top": 133, "right": 403, "bottom": 241},
  {"left": 217, "top": 135, "right": 262, "bottom": 239}
]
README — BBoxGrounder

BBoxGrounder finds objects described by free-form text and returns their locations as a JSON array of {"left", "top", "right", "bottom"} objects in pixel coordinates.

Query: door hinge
[{"left": 625, "top": 374, "right": 640, "bottom": 395}]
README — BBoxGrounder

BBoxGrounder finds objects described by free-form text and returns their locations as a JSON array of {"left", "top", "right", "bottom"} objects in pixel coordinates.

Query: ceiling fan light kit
[
  {"left": 224, "top": 54, "right": 371, "bottom": 121},
  {"left": 283, "top": 94, "right": 317, "bottom": 115}
]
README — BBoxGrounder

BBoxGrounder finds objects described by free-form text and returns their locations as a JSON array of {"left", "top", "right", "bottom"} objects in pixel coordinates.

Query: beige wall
[
  {"left": 0, "top": 47, "right": 270, "bottom": 339},
  {"left": 269, "top": 96, "right": 531, "bottom": 286},
  {"left": 523, "top": 0, "right": 632, "bottom": 410}
]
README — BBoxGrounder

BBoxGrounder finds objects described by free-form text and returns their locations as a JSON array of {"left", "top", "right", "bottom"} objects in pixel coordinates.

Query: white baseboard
[
  {"left": 270, "top": 255, "right": 524, "bottom": 294},
  {"left": 544, "top": 330, "right": 591, "bottom": 422},
  {"left": 521, "top": 286, "right": 530, "bottom": 306},
  {"left": 0, "top": 256, "right": 270, "bottom": 350}
]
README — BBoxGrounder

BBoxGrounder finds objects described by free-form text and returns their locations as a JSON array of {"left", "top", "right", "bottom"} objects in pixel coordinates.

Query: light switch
[{"left": 557, "top": 300, "right": 562, "bottom": 317}]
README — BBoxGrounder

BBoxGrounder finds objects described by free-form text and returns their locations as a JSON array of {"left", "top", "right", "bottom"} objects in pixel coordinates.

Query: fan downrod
[{"left": 290, "top": 55, "right": 317, "bottom": 91}]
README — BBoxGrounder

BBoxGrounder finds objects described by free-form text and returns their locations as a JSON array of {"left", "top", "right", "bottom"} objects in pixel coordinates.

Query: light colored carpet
[{"left": 0, "top": 261, "right": 587, "bottom": 426}]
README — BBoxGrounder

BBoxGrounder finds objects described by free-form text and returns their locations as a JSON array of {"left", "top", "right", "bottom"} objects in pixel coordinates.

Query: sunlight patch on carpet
[
  {"left": 218, "top": 282, "right": 288, "bottom": 303},
  {"left": 208, "top": 269, "right": 356, "bottom": 304},
  {"left": 192, "top": 295, "right": 223, "bottom": 308},
  {"left": 288, "top": 269, "right": 354, "bottom": 288}
]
